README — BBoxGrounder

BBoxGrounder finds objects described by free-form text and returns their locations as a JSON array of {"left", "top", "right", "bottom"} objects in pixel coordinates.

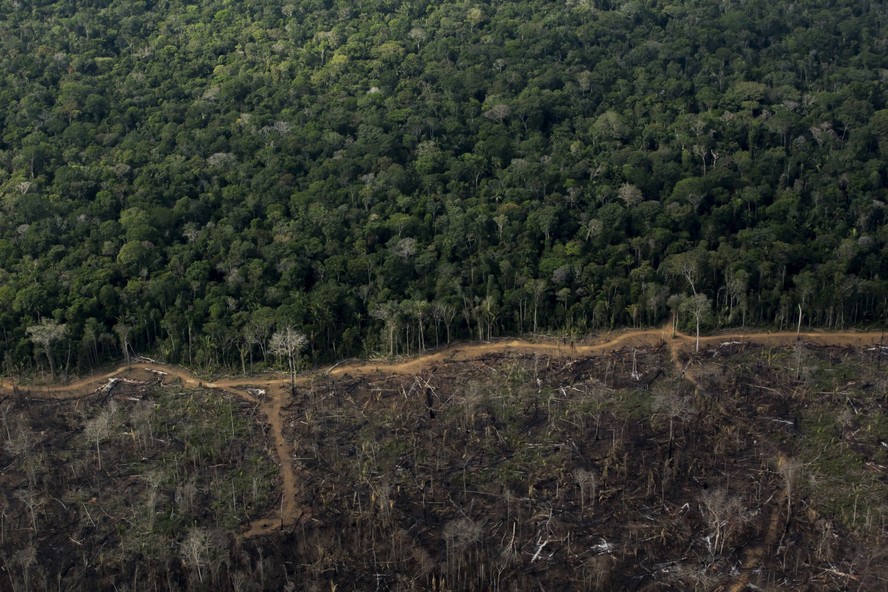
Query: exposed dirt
[
  {"left": 2, "top": 325, "right": 887, "bottom": 590},
  {"left": 1, "top": 324, "right": 883, "bottom": 544},
  {"left": 728, "top": 490, "right": 787, "bottom": 592}
]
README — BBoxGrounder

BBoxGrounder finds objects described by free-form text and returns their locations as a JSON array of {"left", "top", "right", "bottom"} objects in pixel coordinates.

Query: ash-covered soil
[{"left": 2, "top": 335, "right": 886, "bottom": 591}]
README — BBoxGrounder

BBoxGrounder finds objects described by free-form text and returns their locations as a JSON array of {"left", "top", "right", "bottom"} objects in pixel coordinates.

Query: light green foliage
[{"left": 0, "top": 0, "right": 887, "bottom": 375}]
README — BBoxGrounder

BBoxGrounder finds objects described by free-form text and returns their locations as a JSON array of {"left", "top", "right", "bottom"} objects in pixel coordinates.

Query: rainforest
[
  {"left": 1, "top": 1, "right": 888, "bottom": 590},
  {"left": 0, "top": 0, "right": 886, "bottom": 375}
]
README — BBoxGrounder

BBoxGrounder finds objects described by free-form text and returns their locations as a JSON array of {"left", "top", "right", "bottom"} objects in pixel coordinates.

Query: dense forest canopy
[{"left": 0, "top": 0, "right": 887, "bottom": 374}]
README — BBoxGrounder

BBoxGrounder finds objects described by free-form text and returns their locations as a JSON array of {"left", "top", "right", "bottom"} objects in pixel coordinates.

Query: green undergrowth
[{"left": 0, "top": 381, "right": 279, "bottom": 590}]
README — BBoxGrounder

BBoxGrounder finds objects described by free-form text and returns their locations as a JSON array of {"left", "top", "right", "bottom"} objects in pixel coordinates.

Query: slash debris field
[{"left": 2, "top": 328, "right": 887, "bottom": 591}]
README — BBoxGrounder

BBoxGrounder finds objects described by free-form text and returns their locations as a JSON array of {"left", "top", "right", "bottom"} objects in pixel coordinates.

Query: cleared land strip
[{"left": 1, "top": 325, "right": 883, "bottom": 538}]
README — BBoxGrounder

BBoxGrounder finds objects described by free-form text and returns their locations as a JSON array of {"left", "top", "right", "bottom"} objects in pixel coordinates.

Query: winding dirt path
[
  {"left": 0, "top": 325, "right": 882, "bottom": 539},
  {"left": 239, "top": 380, "right": 300, "bottom": 538},
  {"left": 661, "top": 330, "right": 805, "bottom": 591},
  {"left": 726, "top": 489, "right": 786, "bottom": 592}
]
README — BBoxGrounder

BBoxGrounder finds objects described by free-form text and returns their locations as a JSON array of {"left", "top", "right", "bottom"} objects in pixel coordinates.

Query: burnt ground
[
  {"left": 0, "top": 375, "right": 279, "bottom": 591},
  {"left": 276, "top": 342, "right": 886, "bottom": 591},
  {"left": 1, "top": 334, "right": 886, "bottom": 590}
]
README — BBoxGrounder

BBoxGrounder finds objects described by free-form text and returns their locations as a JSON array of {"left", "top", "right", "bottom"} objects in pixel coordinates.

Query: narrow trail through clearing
[
  {"left": 727, "top": 489, "right": 787, "bottom": 592},
  {"left": 663, "top": 330, "right": 788, "bottom": 590},
  {"left": 0, "top": 325, "right": 882, "bottom": 539}
]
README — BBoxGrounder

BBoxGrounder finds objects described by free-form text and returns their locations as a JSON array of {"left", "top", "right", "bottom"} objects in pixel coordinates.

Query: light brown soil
[
  {"left": 1, "top": 324, "right": 883, "bottom": 539},
  {"left": 727, "top": 489, "right": 787, "bottom": 592}
]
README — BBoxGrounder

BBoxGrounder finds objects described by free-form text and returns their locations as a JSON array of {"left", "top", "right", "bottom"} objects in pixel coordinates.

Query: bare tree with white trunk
[
  {"left": 269, "top": 326, "right": 307, "bottom": 393},
  {"left": 26, "top": 319, "right": 66, "bottom": 378}
]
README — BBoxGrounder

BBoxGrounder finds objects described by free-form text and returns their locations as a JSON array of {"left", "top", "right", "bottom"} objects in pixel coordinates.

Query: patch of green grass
[
  {"left": 107, "top": 385, "right": 279, "bottom": 536},
  {"left": 612, "top": 388, "right": 653, "bottom": 420},
  {"left": 796, "top": 406, "right": 888, "bottom": 534}
]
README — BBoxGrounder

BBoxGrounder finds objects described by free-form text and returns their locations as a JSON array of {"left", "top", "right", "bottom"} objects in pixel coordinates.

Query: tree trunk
[
  {"left": 44, "top": 346, "right": 55, "bottom": 378},
  {"left": 695, "top": 316, "right": 700, "bottom": 353}
]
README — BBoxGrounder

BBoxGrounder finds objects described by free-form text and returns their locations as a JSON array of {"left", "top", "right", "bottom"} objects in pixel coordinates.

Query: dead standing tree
[
  {"left": 681, "top": 293, "right": 712, "bottom": 353},
  {"left": 269, "top": 326, "right": 307, "bottom": 394},
  {"left": 777, "top": 455, "right": 802, "bottom": 529},
  {"left": 181, "top": 526, "right": 210, "bottom": 586},
  {"left": 442, "top": 517, "right": 482, "bottom": 586},
  {"left": 113, "top": 320, "right": 133, "bottom": 366},
  {"left": 84, "top": 404, "right": 116, "bottom": 471},
  {"left": 663, "top": 251, "right": 711, "bottom": 351},
  {"left": 574, "top": 468, "right": 599, "bottom": 516},
  {"left": 698, "top": 487, "right": 748, "bottom": 559},
  {"left": 26, "top": 319, "right": 66, "bottom": 378},
  {"left": 371, "top": 302, "right": 400, "bottom": 357},
  {"left": 651, "top": 389, "right": 694, "bottom": 453}
]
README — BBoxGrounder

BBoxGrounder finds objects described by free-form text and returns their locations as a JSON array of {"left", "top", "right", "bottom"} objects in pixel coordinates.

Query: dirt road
[{"left": 1, "top": 324, "right": 882, "bottom": 538}]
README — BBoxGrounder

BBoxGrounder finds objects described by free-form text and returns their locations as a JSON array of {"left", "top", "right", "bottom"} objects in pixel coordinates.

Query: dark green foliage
[{"left": 1, "top": 0, "right": 887, "bottom": 373}]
